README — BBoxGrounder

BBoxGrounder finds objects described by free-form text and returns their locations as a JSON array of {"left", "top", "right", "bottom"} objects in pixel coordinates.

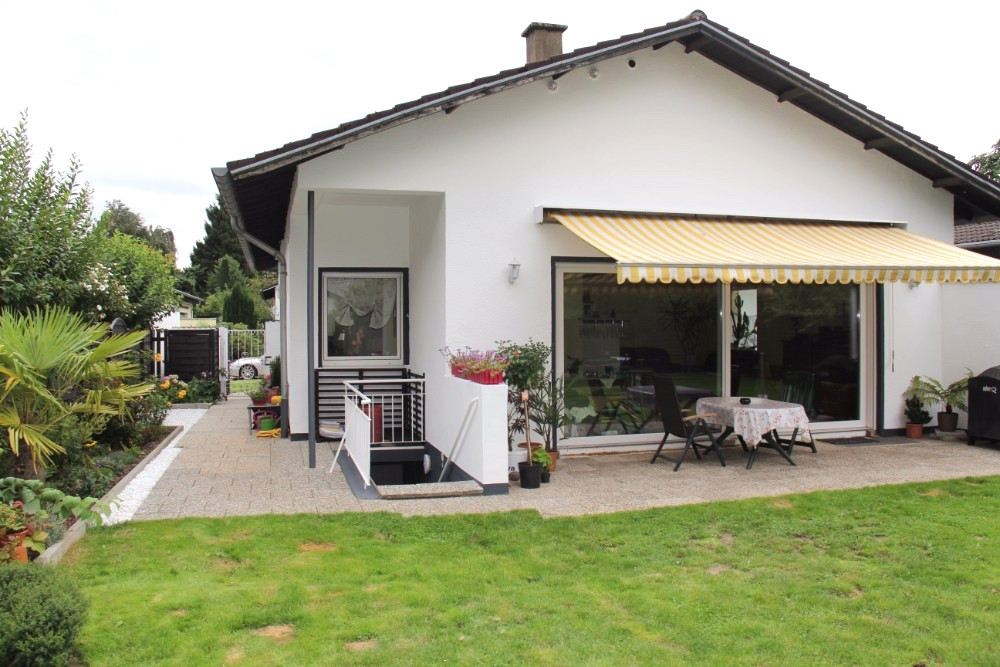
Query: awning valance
[{"left": 550, "top": 211, "right": 1000, "bottom": 284}]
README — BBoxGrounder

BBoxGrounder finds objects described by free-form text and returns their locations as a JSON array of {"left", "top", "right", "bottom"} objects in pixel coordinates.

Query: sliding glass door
[
  {"left": 556, "top": 263, "right": 871, "bottom": 448},
  {"left": 557, "top": 264, "right": 722, "bottom": 445},
  {"left": 730, "top": 283, "right": 862, "bottom": 422}
]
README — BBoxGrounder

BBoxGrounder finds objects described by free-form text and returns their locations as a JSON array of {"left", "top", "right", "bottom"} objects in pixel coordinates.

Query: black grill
[{"left": 967, "top": 365, "right": 1000, "bottom": 446}]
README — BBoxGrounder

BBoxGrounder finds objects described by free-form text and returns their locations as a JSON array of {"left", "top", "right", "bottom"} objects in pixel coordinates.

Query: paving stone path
[{"left": 129, "top": 397, "right": 1000, "bottom": 520}]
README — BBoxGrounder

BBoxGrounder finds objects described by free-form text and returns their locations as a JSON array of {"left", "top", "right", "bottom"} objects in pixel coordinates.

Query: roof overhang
[{"left": 213, "top": 14, "right": 1000, "bottom": 271}]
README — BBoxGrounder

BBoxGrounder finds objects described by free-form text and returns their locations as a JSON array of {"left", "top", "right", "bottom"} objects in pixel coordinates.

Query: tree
[
  {"left": 969, "top": 139, "right": 1000, "bottom": 182},
  {"left": 208, "top": 255, "right": 245, "bottom": 293},
  {"left": 98, "top": 200, "right": 176, "bottom": 257},
  {"left": 0, "top": 307, "right": 152, "bottom": 473},
  {"left": 222, "top": 281, "right": 257, "bottom": 328},
  {"left": 0, "top": 113, "right": 99, "bottom": 313},
  {"left": 100, "top": 234, "right": 178, "bottom": 329},
  {"left": 189, "top": 195, "right": 248, "bottom": 295}
]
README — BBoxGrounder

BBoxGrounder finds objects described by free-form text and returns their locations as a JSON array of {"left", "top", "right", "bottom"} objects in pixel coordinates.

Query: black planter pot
[
  {"left": 518, "top": 462, "right": 542, "bottom": 489},
  {"left": 937, "top": 411, "right": 959, "bottom": 432},
  {"left": 540, "top": 470, "right": 551, "bottom": 483}
]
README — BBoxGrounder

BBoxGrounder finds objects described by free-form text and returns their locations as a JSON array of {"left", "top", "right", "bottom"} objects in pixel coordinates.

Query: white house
[{"left": 213, "top": 12, "right": 1000, "bottom": 491}]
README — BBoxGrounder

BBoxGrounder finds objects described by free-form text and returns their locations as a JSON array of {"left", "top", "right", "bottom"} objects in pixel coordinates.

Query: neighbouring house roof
[
  {"left": 174, "top": 289, "right": 204, "bottom": 304},
  {"left": 214, "top": 10, "right": 1000, "bottom": 270},
  {"left": 955, "top": 219, "right": 1000, "bottom": 247}
]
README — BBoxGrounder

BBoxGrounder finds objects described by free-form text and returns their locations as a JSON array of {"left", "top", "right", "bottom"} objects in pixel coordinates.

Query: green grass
[
  {"left": 63, "top": 478, "right": 1000, "bottom": 665},
  {"left": 228, "top": 379, "right": 263, "bottom": 395}
]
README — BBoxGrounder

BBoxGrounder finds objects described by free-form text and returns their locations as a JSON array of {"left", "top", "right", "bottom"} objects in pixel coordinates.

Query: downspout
[{"left": 212, "top": 168, "right": 290, "bottom": 438}]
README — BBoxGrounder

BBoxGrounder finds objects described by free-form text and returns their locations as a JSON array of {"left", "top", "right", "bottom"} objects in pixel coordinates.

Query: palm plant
[
  {"left": 0, "top": 307, "right": 153, "bottom": 472},
  {"left": 906, "top": 374, "right": 971, "bottom": 413}
]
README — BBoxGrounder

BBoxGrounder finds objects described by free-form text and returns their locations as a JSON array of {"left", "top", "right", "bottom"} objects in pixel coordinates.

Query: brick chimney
[{"left": 521, "top": 22, "right": 568, "bottom": 64}]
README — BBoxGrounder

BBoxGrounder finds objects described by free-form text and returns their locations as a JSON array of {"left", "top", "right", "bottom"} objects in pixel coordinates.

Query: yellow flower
[
  {"left": 154, "top": 353, "right": 163, "bottom": 362},
  {"left": 84, "top": 441, "right": 97, "bottom": 448},
  {"left": 177, "top": 390, "right": 186, "bottom": 399},
  {"left": 160, "top": 380, "right": 170, "bottom": 389},
  {"left": 166, "top": 401, "right": 173, "bottom": 407}
]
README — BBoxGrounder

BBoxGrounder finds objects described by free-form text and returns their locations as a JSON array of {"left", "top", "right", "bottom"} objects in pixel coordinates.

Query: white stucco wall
[
  {"left": 283, "top": 41, "right": 955, "bottom": 436},
  {"left": 940, "top": 282, "right": 1000, "bottom": 428}
]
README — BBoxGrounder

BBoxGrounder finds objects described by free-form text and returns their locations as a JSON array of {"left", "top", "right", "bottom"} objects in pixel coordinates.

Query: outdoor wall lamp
[{"left": 508, "top": 259, "right": 521, "bottom": 284}]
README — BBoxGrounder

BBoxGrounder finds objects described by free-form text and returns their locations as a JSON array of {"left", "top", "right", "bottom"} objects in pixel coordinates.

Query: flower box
[{"left": 465, "top": 369, "right": 504, "bottom": 385}]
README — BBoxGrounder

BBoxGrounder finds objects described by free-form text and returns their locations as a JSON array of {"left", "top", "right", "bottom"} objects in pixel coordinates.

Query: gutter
[
  {"left": 212, "top": 167, "right": 290, "bottom": 437},
  {"left": 958, "top": 240, "right": 1000, "bottom": 249}
]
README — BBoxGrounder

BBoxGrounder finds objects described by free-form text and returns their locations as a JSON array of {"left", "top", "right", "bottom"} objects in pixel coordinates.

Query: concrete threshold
[{"left": 376, "top": 480, "right": 483, "bottom": 499}]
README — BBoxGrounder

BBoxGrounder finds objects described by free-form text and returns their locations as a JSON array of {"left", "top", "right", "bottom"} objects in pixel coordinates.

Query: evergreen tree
[
  {"left": 189, "top": 195, "right": 248, "bottom": 295},
  {"left": 222, "top": 281, "right": 257, "bottom": 328},
  {"left": 208, "top": 256, "right": 246, "bottom": 294}
]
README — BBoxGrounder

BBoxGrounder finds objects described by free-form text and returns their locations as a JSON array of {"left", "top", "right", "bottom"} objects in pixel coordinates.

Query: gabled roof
[
  {"left": 956, "top": 219, "right": 1000, "bottom": 247},
  {"left": 215, "top": 10, "right": 1000, "bottom": 270}
]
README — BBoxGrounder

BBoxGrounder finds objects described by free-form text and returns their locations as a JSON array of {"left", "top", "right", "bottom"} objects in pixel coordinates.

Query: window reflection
[
  {"left": 731, "top": 283, "right": 859, "bottom": 421},
  {"left": 562, "top": 273, "right": 721, "bottom": 438}
]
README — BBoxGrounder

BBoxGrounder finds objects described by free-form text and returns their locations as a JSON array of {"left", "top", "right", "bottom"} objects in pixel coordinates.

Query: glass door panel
[
  {"left": 730, "top": 283, "right": 860, "bottom": 421},
  {"left": 561, "top": 271, "right": 721, "bottom": 439}
]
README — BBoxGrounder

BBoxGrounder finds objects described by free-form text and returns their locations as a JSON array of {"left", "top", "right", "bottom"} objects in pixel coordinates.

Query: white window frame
[{"left": 320, "top": 270, "right": 405, "bottom": 367}]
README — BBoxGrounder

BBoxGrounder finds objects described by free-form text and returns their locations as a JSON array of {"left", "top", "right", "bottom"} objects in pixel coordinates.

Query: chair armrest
[{"left": 682, "top": 412, "right": 715, "bottom": 422}]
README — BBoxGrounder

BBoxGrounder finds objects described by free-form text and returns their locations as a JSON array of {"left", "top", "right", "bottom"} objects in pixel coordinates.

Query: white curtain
[{"left": 327, "top": 278, "right": 396, "bottom": 329}]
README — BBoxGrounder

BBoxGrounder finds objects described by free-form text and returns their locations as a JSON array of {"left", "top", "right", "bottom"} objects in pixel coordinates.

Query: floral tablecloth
[{"left": 695, "top": 397, "right": 812, "bottom": 448}]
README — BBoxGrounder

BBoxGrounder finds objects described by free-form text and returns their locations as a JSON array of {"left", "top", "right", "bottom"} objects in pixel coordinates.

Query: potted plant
[
  {"left": 247, "top": 383, "right": 269, "bottom": 406},
  {"left": 0, "top": 502, "right": 46, "bottom": 563},
  {"left": 903, "top": 396, "right": 931, "bottom": 439},
  {"left": 528, "top": 373, "right": 571, "bottom": 470},
  {"left": 906, "top": 374, "right": 971, "bottom": 433},
  {"left": 497, "top": 339, "right": 551, "bottom": 488},
  {"left": 534, "top": 448, "right": 552, "bottom": 483},
  {"left": 441, "top": 347, "right": 508, "bottom": 384}
]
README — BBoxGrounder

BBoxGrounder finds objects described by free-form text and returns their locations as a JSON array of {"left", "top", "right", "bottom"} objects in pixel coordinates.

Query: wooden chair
[{"left": 650, "top": 375, "right": 726, "bottom": 471}]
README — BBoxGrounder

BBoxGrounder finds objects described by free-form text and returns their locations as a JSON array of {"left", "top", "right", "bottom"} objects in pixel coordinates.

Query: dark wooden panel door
[{"left": 164, "top": 329, "right": 219, "bottom": 381}]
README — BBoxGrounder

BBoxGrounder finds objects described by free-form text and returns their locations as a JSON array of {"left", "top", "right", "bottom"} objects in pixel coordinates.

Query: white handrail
[{"left": 438, "top": 397, "right": 479, "bottom": 483}]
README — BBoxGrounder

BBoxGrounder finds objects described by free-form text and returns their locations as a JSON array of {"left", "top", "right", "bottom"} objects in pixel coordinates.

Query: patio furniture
[
  {"left": 781, "top": 370, "right": 816, "bottom": 419},
  {"left": 695, "top": 397, "right": 812, "bottom": 469},
  {"left": 650, "top": 375, "right": 726, "bottom": 471}
]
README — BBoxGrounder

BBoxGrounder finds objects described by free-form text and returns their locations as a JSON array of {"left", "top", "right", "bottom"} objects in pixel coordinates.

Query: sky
[{"left": 3, "top": 0, "right": 998, "bottom": 268}]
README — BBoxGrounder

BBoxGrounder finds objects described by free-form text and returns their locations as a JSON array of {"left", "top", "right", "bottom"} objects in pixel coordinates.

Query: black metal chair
[
  {"left": 650, "top": 375, "right": 726, "bottom": 471},
  {"left": 777, "top": 370, "right": 817, "bottom": 454}
]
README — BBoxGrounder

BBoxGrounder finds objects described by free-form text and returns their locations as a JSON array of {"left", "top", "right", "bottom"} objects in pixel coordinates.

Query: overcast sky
[{"left": 4, "top": 0, "right": 998, "bottom": 268}]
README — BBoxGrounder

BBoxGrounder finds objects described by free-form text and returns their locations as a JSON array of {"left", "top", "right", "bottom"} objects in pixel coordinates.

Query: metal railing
[
  {"left": 228, "top": 328, "right": 265, "bottom": 361},
  {"left": 343, "top": 378, "right": 426, "bottom": 446},
  {"left": 342, "top": 384, "right": 373, "bottom": 487},
  {"left": 336, "top": 378, "right": 427, "bottom": 487}
]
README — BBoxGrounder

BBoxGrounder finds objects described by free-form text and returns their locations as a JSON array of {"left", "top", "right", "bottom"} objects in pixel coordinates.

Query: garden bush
[{"left": 0, "top": 564, "right": 88, "bottom": 666}]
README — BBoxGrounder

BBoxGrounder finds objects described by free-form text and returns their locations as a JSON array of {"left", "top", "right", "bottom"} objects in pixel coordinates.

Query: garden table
[{"left": 695, "top": 397, "right": 813, "bottom": 469}]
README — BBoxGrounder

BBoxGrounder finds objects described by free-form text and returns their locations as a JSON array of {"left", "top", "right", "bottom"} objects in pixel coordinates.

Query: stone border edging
[
  {"left": 37, "top": 425, "right": 184, "bottom": 565},
  {"left": 171, "top": 402, "right": 214, "bottom": 409}
]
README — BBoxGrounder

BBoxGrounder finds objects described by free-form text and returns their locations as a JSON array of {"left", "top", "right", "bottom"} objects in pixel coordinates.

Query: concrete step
[{"left": 375, "top": 480, "right": 483, "bottom": 499}]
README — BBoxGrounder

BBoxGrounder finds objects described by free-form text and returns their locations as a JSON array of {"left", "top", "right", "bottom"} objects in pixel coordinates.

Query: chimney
[{"left": 521, "top": 22, "right": 568, "bottom": 64}]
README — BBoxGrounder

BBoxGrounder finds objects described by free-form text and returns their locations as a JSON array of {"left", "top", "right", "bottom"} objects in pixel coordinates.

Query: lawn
[
  {"left": 228, "top": 379, "right": 262, "bottom": 395},
  {"left": 63, "top": 477, "right": 1000, "bottom": 665}
]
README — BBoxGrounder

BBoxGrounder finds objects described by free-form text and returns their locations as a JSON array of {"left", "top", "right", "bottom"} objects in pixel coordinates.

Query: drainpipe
[{"left": 212, "top": 168, "right": 290, "bottom": 438}]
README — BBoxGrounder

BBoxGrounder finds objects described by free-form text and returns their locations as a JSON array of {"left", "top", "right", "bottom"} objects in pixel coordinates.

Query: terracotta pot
[
  {"left": 251, "top": 396, "right": 268, "bottom": 406},
  {"left": 547, "top": 450, "right": 560, "bottom": 472},
  {"left": 904, "top": 423, "right": 924, "bottom": 439},
  {"left": 2, "top": 529, "right": 31, "bottom": 563},
  {"left": 516, "top": 441, "right": 542, "bottom": 453}
]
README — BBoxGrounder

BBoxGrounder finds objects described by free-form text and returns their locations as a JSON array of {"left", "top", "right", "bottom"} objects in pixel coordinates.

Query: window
[
  {"left": 558, "top": 265, "right": 722, "bottom": 442},
  {"left": 321, "top": 270, "right": 405, "bottom": 366}
]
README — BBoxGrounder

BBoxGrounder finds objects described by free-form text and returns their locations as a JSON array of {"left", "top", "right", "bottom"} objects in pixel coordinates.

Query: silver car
[{"left": 229, "top": 356, "right": 271, "bottom": 379}]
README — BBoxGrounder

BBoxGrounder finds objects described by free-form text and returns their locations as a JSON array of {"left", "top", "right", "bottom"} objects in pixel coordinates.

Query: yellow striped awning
[{"left": 550, "top": 211, "right": 1000, "bottom": 284}]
